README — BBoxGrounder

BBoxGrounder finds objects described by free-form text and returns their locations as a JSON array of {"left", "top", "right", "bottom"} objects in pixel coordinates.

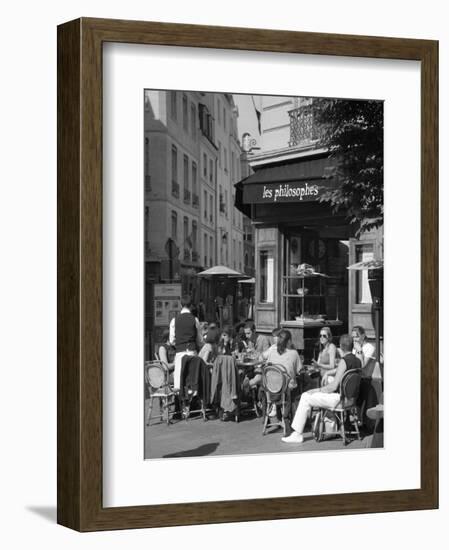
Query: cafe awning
[{"left": 234, "top": 154, "right": 339, "bottom": 216}]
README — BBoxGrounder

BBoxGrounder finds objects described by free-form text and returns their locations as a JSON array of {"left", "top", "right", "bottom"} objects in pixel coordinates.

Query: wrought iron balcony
[
  {"left": 288, "top": 104, "right": 323, "bottom": 148},
  {"left": 192, "top": 193, "right": 199, "bottom": 208},
  {"left": 171, "top": 181, "right": 179, "bottom": 198},
  {"left": 183, "top": 188, "right": 191, "bottom": 204}
]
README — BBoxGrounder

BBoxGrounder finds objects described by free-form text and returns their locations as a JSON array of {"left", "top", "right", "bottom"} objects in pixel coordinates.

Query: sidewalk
[{"left": 144, "top": 400, "right": 373, "bottom": 459}]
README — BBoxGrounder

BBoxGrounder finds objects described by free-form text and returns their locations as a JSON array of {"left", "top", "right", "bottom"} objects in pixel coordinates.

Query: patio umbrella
[
  {"left": 347, "top": 258, "right": 383, "bottom": 271},
  {"left": 197, "top": 265, "right": 247, "bottom": 278}
]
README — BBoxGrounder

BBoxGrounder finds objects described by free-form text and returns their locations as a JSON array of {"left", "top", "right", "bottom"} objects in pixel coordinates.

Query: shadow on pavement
[{"left": 163, "top": 442, "right": 220, "bottom": 458}]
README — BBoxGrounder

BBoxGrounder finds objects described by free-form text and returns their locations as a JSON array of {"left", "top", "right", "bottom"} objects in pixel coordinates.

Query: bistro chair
[
  {"left": 261, "top": 364, "right": 290, "bottom": 436},
  {"left": 145, "top": 360, "right": 176, "bottom": 426},
  {"left": 313, "top": 368, "right": 362, "bottom": 446}
]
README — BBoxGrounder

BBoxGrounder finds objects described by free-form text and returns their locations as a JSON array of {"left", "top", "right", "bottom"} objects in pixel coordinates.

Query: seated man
[
  {"left": 240, "top": 321, "right": 270, "bottom": 393},
  {"left": 281, "top": 334, "right": 361, "bottom": 443}
]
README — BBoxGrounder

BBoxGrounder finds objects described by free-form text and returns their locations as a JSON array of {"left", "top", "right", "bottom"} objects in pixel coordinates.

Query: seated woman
[
  {"left": 157, "top": 329, "right": 176, "bottom": 371},
  {"left": 282, "top": 333, "right": 361, "bottom": 443},
  {"left": 199, "top": 329, "right": 219, "bottom": 365},
  {"left": 311, "top": 326, "right": 338, "bottom": 379},
  {"left": 217, "top": 327, "right": 234, "bottom": 356},
  {"left": 265, "top": 329, "right": 303, "bottom": 421}
]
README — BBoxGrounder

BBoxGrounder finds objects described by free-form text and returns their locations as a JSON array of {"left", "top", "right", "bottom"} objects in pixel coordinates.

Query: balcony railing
[
  {"left": 192, "top": 193, "right": 199, "bottom": 208},
  {"left": 183, "top": 188, "right": 191, "bottom": 204},
  {"left": 288, "top": 104, "right": 323, "bottom": 148},
  {"left": 172, "top": 181, "right": 179, "bottom": 198}
]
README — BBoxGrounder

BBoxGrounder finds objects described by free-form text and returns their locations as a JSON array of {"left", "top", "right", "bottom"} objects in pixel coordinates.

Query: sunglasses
[{"left": 320, "top": 334, "right": 328, "bottom": 338}]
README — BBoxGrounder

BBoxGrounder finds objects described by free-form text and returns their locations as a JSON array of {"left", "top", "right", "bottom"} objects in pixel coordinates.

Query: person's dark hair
[
  {"left": 272, "top": 327, "right": 281, "bottom": 337},
  {"left": 352, "top": 325, "right": 366, "bottom": 337},
  {"left": 190, "top": 304, "right": 198, "bottom": 317},
  {"left": 204, "top": 329, "right": 219, "bottom": 344},
  {"left": 277, "top": 329, "right": 292, "bottom": 355},
  {"left": 339, "top": 334, "right": 353, "bottom": 353},
  {"left": 221, "top": 325, "right": 234, "bottom": 338},
  {"left": 244, "top": 321, "right": 255, "bottom": 332},
  {"left": 181, "top": 294, "right": 192, "bottom": 308}
]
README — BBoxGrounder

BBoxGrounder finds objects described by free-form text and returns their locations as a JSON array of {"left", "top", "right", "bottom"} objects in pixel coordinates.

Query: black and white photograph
[{"left": 143, "top": 90, "right": 384, "bottom": 459}]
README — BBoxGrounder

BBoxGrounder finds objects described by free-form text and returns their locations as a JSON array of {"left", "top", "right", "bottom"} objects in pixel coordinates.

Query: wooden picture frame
[{"left": 57, "top": 17, "right": 438, "bottom": 531}]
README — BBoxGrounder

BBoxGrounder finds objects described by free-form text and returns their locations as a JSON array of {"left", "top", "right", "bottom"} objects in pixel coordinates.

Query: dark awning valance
[{"left": 234, "top": 155, "right": 339, "bottom": 215}]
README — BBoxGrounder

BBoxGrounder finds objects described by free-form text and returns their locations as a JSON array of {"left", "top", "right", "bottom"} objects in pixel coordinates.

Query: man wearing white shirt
[
  {"left": 169, "top": 294, "right": 203, "bottom": 390},
  {"left": 351, "top": 325, "right": 376, "bottom": 374}
]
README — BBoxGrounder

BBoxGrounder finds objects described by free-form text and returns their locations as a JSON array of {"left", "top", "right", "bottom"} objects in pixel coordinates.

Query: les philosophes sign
[{"left": 242, "top": 181, "right": 321, "bottom": 204}]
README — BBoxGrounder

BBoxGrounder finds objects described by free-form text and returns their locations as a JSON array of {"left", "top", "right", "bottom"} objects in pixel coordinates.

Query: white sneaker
[{"left": 281, "top": 432, "right": 304, "bottom": 443}]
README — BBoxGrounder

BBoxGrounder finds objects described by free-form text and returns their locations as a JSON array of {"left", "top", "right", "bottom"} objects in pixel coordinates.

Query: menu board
[{"left": 153, "top": 284, "right": 182, "bottom": 327}]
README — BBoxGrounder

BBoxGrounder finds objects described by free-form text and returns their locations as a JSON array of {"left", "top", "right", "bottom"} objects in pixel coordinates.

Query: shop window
[
  {"left": 355, "top": 243, "right": 374, "bottom": 304},
  {"left": 259, "top": 250, "right": 274, "bottom": 303}
]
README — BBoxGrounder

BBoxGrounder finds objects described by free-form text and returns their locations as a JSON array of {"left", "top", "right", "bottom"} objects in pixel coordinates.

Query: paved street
[{"left": 144, "top": 399, "right": 374, "bottom": 459}]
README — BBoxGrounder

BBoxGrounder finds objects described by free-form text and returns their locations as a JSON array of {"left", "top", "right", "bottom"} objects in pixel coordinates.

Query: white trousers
[
  {"left": 291, "top": 390, "right": 341, "bottom": 434},
  {"left": 173, "top": 350, "right": 196, "bottom": 390}
]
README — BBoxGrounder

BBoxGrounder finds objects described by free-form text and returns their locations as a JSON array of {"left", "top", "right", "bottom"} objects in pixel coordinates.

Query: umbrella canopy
[
  {"left": 347, "top": 259, "right": 384, "bottom": 271},
  {"left": 197, "top": 265, "right": 246, "bottom": 278},
  {"left": 237, "top": 277, "right": 255, "bottom": 284}
]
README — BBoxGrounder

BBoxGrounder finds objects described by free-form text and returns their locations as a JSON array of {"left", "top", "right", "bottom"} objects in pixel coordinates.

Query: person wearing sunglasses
[{"left": 311, "top": 326, "right": 337, "bottom": 379}]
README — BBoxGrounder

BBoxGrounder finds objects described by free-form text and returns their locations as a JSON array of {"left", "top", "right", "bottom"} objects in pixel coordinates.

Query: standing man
[{"left": 169, "top": 294, "right": 203, "bottom": 390}]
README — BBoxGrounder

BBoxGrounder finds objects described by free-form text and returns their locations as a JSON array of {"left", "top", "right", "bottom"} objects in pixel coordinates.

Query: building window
[
  {"left": 223, "top": 107, "right": 226, "bottom": 130},
  {"left": 203, "top": 153, "right": 207, "bottom": 178},
  {"left": 355, "top": 243, "right": 374, "bottom": 304},
  {"left": 183, "top": 155, "right": 190, "bottom": 203},
  {"left": 209, "top": 158, "right": 214, "bottom": 184},
  {"left": 171, "top": 145, "right": 179, "bottom": 197},
  {"left": 204, "top": 190, "right": 208, "bottom": 221},
  {"left": 199, "top": 103, "right": 214, "bottom": 142},
  {"left": 192, "top": 221, "right": 198, "bottom": 261},
  {"left": 192, "top": 162, "right": 198, "bottom": 207},
  {"left": 260, "top": 250, "right": 274, "bottom": 303},
  {"left": 224, "top": 190, "right": 228, "bottom": 218},
  {"left": 209, "top": 194, "right": 213, "bottom": 223},
  {"left": 182, "top": 94, "right": 188, "bottom": 131},
  {"left": 170, "top": 91, "right": 177, "bottom": 120},
  {"left": 190, "top": 103, "right": 196, "bottom": 138},
  {"left": 183, "top": 215, "right": 189, "bottom": 245},
  {"left": 171, "top": 210, "right": 178, "bottom": 241},
  {"left": 210, "top": 236, "right": 213, "bottom": 266},
  {"left": 219, "top": 188, "right": 223, "bottom": 211},
  {"left": 224, "top": 148, "right": 228, "bottom": 172},
  {"left": 204, "top": 234, "right": 208, "bottom": 267}
]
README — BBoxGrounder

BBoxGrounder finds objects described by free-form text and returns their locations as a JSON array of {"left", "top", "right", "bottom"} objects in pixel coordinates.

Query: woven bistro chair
[
  {"left": 144, "top": 360, "right": 176, "bottom": 426},
  {"left": 261, "top": 364, "right": 290, "bottom": 436},
  {"left": 313, "top": 368, "right": 362, "bottom": 445}
]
